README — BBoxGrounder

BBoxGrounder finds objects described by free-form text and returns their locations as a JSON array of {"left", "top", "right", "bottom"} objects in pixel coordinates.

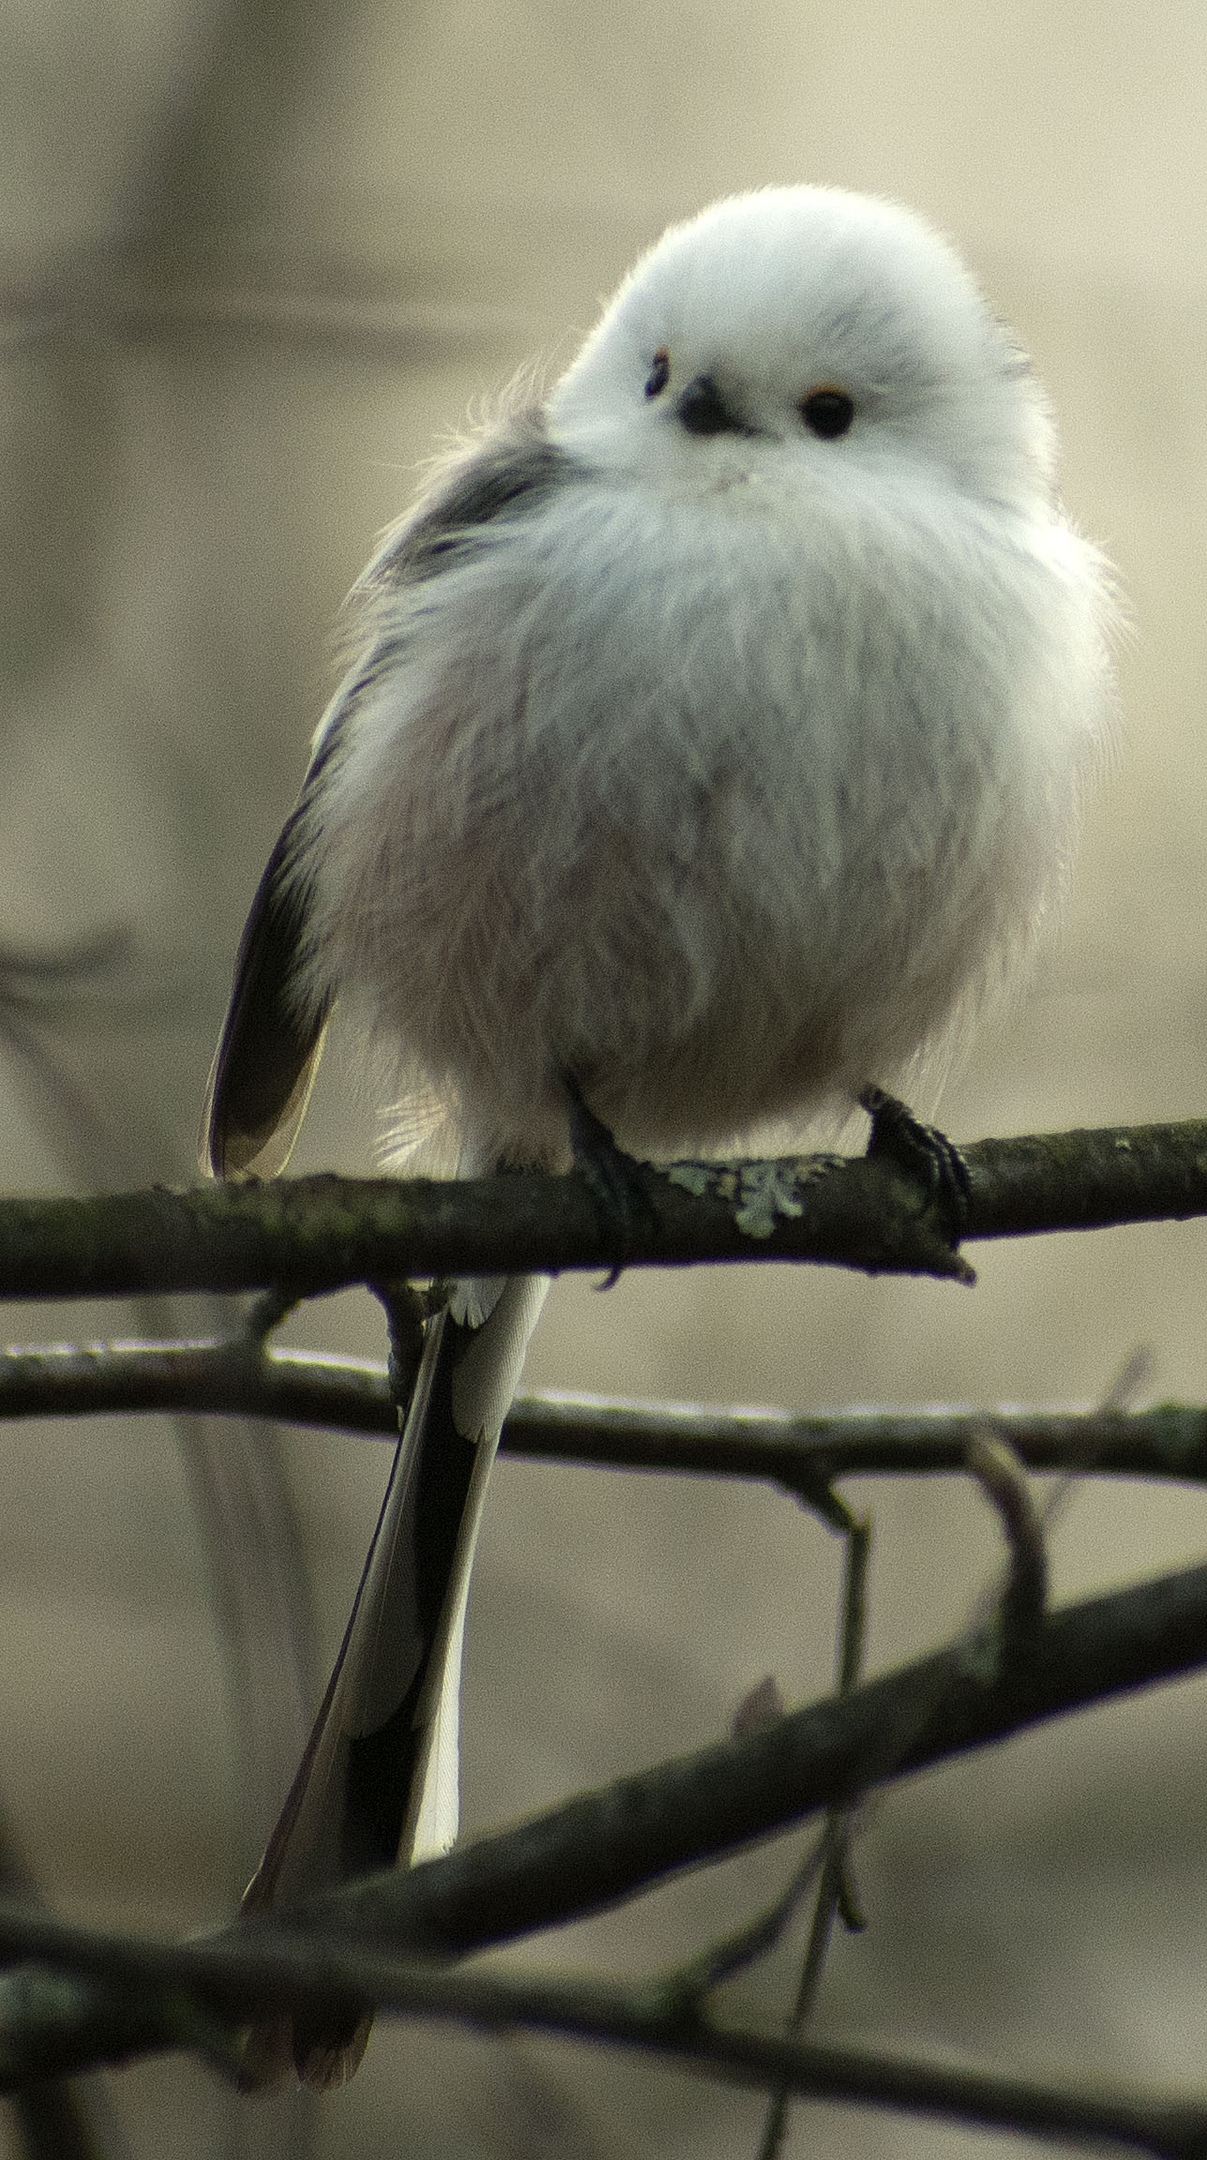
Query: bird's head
[{"left": 547, "top": 186, "right": 1055, "bottom": 519}]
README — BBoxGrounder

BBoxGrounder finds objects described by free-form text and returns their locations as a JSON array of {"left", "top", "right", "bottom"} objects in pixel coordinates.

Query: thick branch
[
  {"left": 3, "top": 1560, "right": 1207, "bottom": 2099},
  {"left": 2, "top": 1343, "right": 1204, "bottom": 1498},
  {"left": 289, "top": 1555, "right": 1207, "bottom": 1959},
  {"left": 0, "top": 1917, "right": 1199, "bottom": 2159},
  {"left": 0, "top": 1119, "right": 1206, "bottom": 1300}
]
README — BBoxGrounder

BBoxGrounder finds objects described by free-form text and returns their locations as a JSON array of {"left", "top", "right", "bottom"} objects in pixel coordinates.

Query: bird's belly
[
  {"left": 315, "top": 495, "right": 1085, "bottom": 1164},
  {"left": 344, "top": 721, "right": 1020, "bottom": 1163}
]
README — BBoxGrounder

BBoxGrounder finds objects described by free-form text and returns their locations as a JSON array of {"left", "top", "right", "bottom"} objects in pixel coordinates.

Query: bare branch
[
  {"left": 0, "top": 1908, "right": 1201, "bottom": 2157},
  {"left": 1, "top": 1118, "right": 1206, "bottom": 1303},
  {"left": 657, "top": 1833, "right": 829, "bottom": 2003},
  {"left": 1, "top": 1127, "right": 1204, "bottom": 2140},
  {"left": 505, "top": 1392, "right": 1207, "bottom": 1495},
  {"left": 0, "top": 1804, "right": 110, "bottom": 2160},
  {"left": 965, "top": 1432, "right": 1049, "bottom": 1667},
  {"left": 756, "top": 1509, "right": 871, "bottom": 2160},
  {"left": 0, "top": 1503, "right": 1204, "bottom": 2130},
  {"left": 274, "top": 1555, "right": 1207, "bottom": 1963},
  {"left": 1, "top": 1343, "right": 1204, "bottom": 1499}
]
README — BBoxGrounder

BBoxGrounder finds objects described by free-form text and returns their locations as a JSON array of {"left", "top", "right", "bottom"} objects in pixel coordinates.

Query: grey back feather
[{"left": 202, "top": 409, "right": 574, "bottom": 1182}]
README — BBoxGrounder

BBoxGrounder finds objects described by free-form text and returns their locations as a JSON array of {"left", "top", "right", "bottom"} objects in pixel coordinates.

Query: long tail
[{"left": 240, "top": 1271, "right": 548, "bottom": 2088}]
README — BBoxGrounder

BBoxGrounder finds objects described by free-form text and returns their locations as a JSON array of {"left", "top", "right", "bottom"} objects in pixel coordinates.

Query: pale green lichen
[
  {"left": 664, "top": 1155, "right": 843, "bottom": 1240},
  {"left": 664, "top": 1163, "right": 713, "bottom": 1200},
  {"left": 732, "top": 1160, "right": 806, "bottom": 1238}
]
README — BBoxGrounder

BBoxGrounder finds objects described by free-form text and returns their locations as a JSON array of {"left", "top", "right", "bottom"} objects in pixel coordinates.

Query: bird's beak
[{"left": 675, "top": 373, "right": 748, "bottom": 437}]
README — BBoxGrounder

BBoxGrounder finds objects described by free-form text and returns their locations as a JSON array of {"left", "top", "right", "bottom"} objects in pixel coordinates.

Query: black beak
[{"left": 675, "top": 373, "right": 744, "bottom": 437}]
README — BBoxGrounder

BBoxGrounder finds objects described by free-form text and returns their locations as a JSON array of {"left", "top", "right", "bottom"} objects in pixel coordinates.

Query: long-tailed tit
[{"left": 204, "top": 185, "right": 1114, "bottom": 2084}]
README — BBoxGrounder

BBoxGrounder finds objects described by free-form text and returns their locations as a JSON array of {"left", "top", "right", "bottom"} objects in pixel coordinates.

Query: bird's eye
[
  {"left": 645, "top": 348, "right": 671, "bottom": 399},
  {"left": 801, "top": 387, "right": 855, "bottom": 439}
]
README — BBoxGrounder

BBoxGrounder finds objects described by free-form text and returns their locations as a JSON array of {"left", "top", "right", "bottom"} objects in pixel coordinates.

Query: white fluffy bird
[{"left": 205, "top": 186, "right": 1114, "bottom": 2083}]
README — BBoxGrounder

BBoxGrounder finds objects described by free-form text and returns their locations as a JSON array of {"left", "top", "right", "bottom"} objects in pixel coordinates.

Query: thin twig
[
  {"left": 0, "top": 1907, "right": 1198, "bottom": 2156},
  {"left": 0, "top": 1342, "right": 1203, "bottom": 1494},
  {"left": 965, "top": 1431, "right": 1049, "bottom": 1668},
  {"left": 657, "top": 1835, "right": 830, "bottom": 2003},
  {"left": 0, "top": 1802, "right": 111, "bottom": 2160},
  {"left": 757, "top": 1510, "right": 871, "bottom": 2160}
]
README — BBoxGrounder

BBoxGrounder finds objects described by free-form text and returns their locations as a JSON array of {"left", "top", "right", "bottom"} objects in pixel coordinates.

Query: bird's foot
[
  {"left": 859, "top": 1085, "right": 971, "bottom": 1238},
  {"left": 563, "top": 1071, "right": 655, "bottom": 1282}
]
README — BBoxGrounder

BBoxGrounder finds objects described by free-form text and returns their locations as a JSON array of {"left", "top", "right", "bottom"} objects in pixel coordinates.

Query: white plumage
[
  {"left": 291, "top": 186, "right": 1112, "bottom": 1178},
  {"left": 205, "top": 186, "right": 1115, "bottom": 2086}
]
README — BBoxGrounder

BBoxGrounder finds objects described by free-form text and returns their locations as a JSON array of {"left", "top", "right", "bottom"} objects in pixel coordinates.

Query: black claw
[
  {"left": 562, "top": 1071, "right": 656, "bottom": 1280},
  {"left": 859, "top": 1085, "right": 971, "bottom": 1234}
]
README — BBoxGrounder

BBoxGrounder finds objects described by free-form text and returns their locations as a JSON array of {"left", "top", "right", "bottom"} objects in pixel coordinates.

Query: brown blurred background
[{"left": 2, "top": 3, "right": 1207, "bottom": 2154}]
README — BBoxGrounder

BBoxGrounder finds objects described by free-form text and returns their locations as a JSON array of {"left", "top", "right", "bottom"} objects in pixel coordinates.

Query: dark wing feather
[
  {"left": 380, "top": 421, "right": 573, "bottom": 583},
  {"left": 202, "top": 797, "right": 331, "bottom": 1180},
  {"left": 203, "top": 410, "right": 580, "bottom": 1183}
]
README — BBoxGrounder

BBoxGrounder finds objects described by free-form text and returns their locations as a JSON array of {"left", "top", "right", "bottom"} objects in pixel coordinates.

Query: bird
[{"left": 203, "top": 184, "right": 1114, "bottom": 2085}]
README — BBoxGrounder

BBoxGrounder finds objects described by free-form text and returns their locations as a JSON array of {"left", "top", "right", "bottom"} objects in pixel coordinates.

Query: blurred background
[{"left": 2, "top": 2, "right": 1207, "bottom": 2153}]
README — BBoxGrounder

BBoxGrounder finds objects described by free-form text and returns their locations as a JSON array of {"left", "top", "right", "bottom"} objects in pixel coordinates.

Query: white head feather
[{"left": 549, "top": 188, "right": 1057, "bottom": 514}]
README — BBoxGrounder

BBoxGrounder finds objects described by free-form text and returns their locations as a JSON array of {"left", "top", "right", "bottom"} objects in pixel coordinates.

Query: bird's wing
[
  {"left": 201, "top": 409, "right": 576, "bottom": 1183},
  {"left": 200, "top": 779, "right": 333, "bottom": 1181}
]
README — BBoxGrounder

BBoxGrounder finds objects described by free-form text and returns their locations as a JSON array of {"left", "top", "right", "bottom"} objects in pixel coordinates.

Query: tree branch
[
  {"left": 2, "top": 1341, "right": 1204, "bottom": 1499},
  {"left": 0, "top": 1912, "right": 1199, "bottom": 2157},
  {"left": 1, "top": 1118, "right": 1206, "bottom": 1301},
  {"left": 288, "top": 1555, "right": 1207, "bottom": 1961},
  {"left": 2, "top": 1126, "right": 1205, "bottom": 2137},
  {"left": 1, "top": 1553, "right": 1204, "bottom": 2099}
]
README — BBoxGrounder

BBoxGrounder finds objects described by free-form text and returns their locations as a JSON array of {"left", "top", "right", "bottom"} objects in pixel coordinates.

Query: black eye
[
  {"left": 645, "top": 348, "right": 670, "bottom": 398},
  {"left": 801, "top": 387, "right": 855, "bottom": 439}
]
